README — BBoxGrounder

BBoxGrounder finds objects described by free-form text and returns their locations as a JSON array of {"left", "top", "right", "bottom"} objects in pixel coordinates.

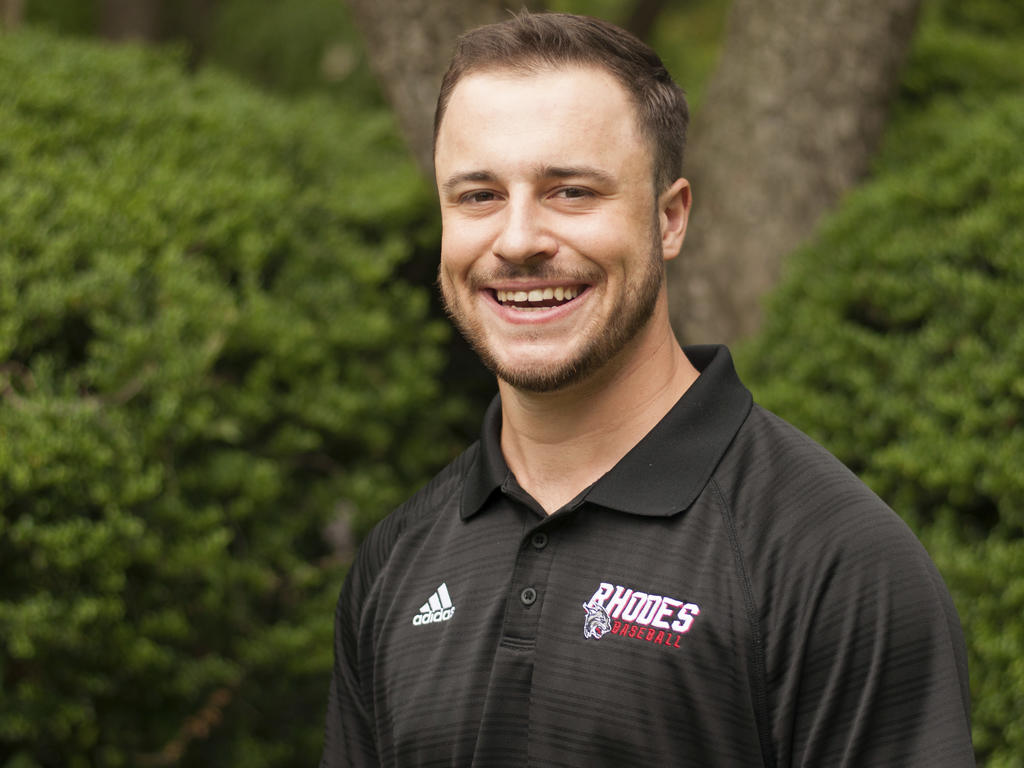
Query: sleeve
[
  {"left": 766, "top": 508, "right": 975, "bottom": 767},
  {"left": 320, "top": 551, "right": 380, "bottom": 768}
]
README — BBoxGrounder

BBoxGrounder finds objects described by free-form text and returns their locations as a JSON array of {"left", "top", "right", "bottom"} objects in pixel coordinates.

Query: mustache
[{"left": 462, "top": 263, "right": 603, "bottom": 290}]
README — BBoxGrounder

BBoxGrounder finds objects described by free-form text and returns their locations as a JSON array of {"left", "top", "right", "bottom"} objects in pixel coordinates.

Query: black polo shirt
[{"left": 322, "top": 345, "right": 974, "bottom": 767}]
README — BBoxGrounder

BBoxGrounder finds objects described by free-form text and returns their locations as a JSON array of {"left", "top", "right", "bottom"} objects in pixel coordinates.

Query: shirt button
[
  {"left": 531, "top": 532, "right": 548, "bottom": 550},
  {"left": 520, "top": 587, "right": 538, "bottom": 606}
]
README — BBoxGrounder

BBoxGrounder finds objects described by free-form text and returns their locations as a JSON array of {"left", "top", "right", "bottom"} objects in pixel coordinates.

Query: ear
[{"left": 658, "top": 178, "right": 691, "bottom": 262}]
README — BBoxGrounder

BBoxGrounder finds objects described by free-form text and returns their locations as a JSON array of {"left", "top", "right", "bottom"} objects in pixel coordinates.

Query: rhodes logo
[{"left": 581, "top": 582, "right": 700, "bottom": 649}]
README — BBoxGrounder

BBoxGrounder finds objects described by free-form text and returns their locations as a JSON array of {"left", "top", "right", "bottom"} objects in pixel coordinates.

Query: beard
[{"left": 440, "top": 224, "right": 665, "bottom": 394}]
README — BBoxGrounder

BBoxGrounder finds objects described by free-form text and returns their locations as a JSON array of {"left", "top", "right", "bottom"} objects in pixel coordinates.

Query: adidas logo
[{"left": 412, "top": 582, "right": 455, "bottom": 626}]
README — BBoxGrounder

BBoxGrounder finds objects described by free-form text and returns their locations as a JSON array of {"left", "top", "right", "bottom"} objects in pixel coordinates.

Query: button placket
[{"left": 500, "top": 523, "right": 557, "bottom": 643}]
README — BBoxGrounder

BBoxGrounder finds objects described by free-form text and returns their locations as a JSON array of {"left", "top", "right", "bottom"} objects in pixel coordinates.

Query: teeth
[{"left": 496, "top": 286, "right": 581, "bottom": 305}]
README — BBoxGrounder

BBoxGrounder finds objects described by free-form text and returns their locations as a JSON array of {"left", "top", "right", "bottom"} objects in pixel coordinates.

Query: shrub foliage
[
  {"left": 738, "top": 4, "right": 1024, "bottom": 764},
  {"left": 0, "top": 30, "right": 454, "bottom": 767}
]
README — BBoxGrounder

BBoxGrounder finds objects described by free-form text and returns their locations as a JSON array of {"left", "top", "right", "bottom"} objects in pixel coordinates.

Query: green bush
[
  {"left": 738, "top": 5, "right": 1024, "bottom": 763},
  {"left": 739, "top": 93, "right": 1024, "bottom": 531},
  {"left": 922, "top": 523, "right": 1024, "bottom": 765},
  {"left": 0, "top": 29, "right": 457, "bottom": 767}
]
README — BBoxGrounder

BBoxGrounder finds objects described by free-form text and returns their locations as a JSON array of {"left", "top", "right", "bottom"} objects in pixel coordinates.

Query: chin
[{"left": 488, "top": 349, "right": 594, "bottom": 393}]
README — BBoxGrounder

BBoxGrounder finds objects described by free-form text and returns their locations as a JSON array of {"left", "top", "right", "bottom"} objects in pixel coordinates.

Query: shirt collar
[{"left": 460, "top": 344, "right": 753, "bottom": 520}]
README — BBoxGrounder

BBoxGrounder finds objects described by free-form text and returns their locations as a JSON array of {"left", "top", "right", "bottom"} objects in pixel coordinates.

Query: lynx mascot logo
[{"left": 582, "top": 602, "right": 612, "bottom": 640}]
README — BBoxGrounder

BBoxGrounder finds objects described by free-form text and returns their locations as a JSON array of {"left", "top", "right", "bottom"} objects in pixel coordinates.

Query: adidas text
[{"left": 413, "top": 583, "right": 455, "bottom": 626}]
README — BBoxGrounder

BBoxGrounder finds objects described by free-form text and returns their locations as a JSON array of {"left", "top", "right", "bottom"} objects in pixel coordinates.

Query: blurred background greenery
[{"left": 0, "top": 0, "right": 1021, "bottom": 765}]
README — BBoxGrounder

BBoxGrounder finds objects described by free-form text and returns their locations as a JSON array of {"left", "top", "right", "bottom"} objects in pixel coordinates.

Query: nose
[{"left": 492, "top": 197, "right": 557, "bottom": 264}]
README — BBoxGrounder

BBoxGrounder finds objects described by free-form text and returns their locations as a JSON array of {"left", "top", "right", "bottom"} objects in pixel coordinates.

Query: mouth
[{"left": 493, "top": 285, "right": 585, "bottom": 311}]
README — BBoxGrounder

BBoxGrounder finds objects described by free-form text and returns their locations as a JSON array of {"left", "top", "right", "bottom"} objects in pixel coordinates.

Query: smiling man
[{"left": 321, "top": 12, "right": 974, "bottom": 767}]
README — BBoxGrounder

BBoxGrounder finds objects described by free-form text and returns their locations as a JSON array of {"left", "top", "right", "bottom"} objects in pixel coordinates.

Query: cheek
[
  {"left": 564, "top": 208, "right": 645, "bottom": 252},
  {"left": 440, "top": 252, "right": 472, "bottom": 295},
  {"left": 438, "top": 245, "right": 477, "bottom": 300},
  {"left": 566, "top": 226, "right": 634, "bottom": 271},
  {"left": 440, "top": 222, "right": 490, "bottom": 273},
  {"left": 437, "top": 256, "right": 459, "bottom": 298},
  {"left": 439, "top": 236, "right": 468, "bottom": 281}
]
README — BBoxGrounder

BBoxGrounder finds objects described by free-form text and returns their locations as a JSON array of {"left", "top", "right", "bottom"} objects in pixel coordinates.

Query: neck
[{"left": 497, "top": 311, "right": 699, "bottom": 514}]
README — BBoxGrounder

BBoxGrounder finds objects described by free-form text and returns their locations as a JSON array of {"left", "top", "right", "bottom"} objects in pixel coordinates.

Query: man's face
[{"left": 435, "top": 66, "right": 676, "bottom": 393}]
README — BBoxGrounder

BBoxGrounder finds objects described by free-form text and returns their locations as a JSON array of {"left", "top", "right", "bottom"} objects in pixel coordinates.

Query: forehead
[{"left": 435, "top": 66, "right": 650, "bottom": 179}]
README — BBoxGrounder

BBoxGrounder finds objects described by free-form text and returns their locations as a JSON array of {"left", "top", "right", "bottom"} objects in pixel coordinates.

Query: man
[{"left": 322, "top": 12, "right": 974, "bottom": 767}]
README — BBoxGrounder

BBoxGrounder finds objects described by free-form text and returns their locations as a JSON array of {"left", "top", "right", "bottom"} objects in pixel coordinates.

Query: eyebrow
[
  {"left": 440, "top": 165, "right": 615, "bottom": 196},
  {"left": 538, "top": 165, "right": 615, "bottom": 186},
  {"left": 441, "top": 171, "right": 497, "bottom": 196}
]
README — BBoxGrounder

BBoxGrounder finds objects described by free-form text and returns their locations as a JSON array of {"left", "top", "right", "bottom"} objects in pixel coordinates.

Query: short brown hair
[{"left": 433, "top": 12, "right": 689, "bottom": 192}]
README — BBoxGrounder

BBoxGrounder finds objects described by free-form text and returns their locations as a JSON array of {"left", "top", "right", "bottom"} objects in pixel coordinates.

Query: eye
[
  {"left": 460, "top": 190, "right": 499, "bottom": 204},
  {"left": 556, "top": 186, "right": 590, "bottom": 199}
]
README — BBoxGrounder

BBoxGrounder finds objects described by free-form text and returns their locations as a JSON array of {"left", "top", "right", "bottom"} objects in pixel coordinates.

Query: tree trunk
[
  {"left": 1, "top": 0, "right": 25, "bottom": 30},
  {"left": 669, "top": 0, "right": 922, "bottom": 344},
  {"left": 99, "top": 0, "right": 216, "bottom": 66},
  {"left": 345, "top": 0, "right": 543, "bottom": 175},
  {"left": 162, "top": 0, "right": 218, "bottom": 68},
  {"left": 621, "top": 0, "right": 672, "bottom": 42},
  {"left": 100, "top": 0, "right": 162, "bottom": 41}
]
